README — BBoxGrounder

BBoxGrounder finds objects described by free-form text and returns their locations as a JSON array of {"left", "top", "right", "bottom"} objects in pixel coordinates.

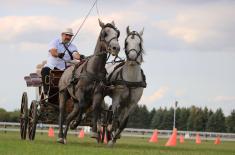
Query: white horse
[{"left": 106, "top": 26, "right": 146, "bottom": 146}]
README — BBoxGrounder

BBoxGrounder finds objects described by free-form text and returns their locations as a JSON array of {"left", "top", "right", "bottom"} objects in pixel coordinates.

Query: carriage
[
  {"left": 19, "top": 20, "right": 145, "bottom": 147},
  {"left": 19, "top": 64, "right": 113, "bottom": 142}
]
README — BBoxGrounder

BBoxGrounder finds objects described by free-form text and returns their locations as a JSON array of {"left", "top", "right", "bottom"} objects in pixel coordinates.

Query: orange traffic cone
[
  {"left": 165, "top": 128, "right": 177, "bottom": 146},
  {"left": 149, "top": 130, "right": 158, "bottom": 143},
  {"left": 78, "top": 129, "right": 85, "bottom": 138},
  {"left": 195, "top": 133, "right": 201, "bottom": 144},
  {"left": 48, "top": 127, "right": 54, "bottom": 137},
  {"left": 104, "top": 132, "right": 108, "bottom": 144},
  {"left": 214, "top": 136, "right": 221, "bottom": 144},
  {"left": 179, "top": 134, "right": 184, "bottom": 143}
]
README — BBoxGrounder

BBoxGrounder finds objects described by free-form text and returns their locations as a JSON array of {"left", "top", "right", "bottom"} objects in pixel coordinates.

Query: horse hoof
[
  {"left": 107, "top": 141, "right": 115, "bottom": 148},
  {"left": 57, "top": 138, "right": 65, "bottom": 144},
  {"left": 70, "top": 121, "right": 78, "bottom": 130},
  {"left": 116, "top": 134, "right": 121, "bottom": 139},
  {"left": 57, "top": 138, "right": 67, "bottom": 144}
]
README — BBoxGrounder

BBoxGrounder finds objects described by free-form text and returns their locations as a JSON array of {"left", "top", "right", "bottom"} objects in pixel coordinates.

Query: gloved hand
[
  {"left": 80, "top": 54, "right": 86, "bottom": 60},
  {"left": 58, "top": 53, "right": 65, "bottom": 59}
]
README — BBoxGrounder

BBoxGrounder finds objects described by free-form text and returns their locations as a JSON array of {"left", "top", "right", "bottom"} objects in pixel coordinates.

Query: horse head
[
  {"left": 125, "top": 26, "right": 144, "bottom": 64},
  {"left": 99, "top": 19, "right": 120, "bottom": 57}
]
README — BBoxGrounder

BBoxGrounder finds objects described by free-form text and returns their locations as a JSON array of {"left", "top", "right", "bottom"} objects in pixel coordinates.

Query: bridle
[
  {"left": 124, "top": 31, "right": 143, "bottom": 63},
  {"left": 96, "top": 23, "right": 120, "bottom": 57}
]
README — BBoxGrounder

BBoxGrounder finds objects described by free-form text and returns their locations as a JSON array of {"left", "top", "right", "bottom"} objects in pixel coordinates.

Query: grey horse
[
  {"left": 105, "top": 26, "right": 146, "bottom": 146},
  {"left": 57, "top": 19, "right": 120, "bottom": 144}
]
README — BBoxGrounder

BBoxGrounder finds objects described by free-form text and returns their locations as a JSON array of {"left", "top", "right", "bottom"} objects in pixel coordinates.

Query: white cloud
[
  {"left": 153, "top": 3, "right": 235, "bottom": 51},
  {"left": 0, "top": 16, "right": 63, "bottom": 42},
  {"left": 3, "top": 0, "right": 72, "bottom": 8},
  {"left": 140, "top": 86, "right": 169, "bottom": 105},
  {"left": 71, "top": 11, "right": 147, "bottom": 36},
  {"left": 211, "top": 96, "right": 235, "bottom": 102},
  {"left": 0, "top": 10, "right": 145, "bottom": 43}
]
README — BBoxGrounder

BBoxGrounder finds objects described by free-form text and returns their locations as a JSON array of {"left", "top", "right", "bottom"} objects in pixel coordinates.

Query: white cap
[{"left": 61, "top": 28, "right": 74, "bottom": 36}]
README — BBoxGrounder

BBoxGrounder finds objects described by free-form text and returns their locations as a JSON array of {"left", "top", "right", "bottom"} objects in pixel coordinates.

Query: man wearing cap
[{"left": 41, "top": 28, "right": 81, "bottom": 95}]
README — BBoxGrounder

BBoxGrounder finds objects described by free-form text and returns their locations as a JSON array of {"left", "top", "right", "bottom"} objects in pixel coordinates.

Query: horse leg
[
  {"left": 111, "top": 98, "right": 121, "bottom": 131},
  {"left": 63, "top": 102, "right": 80, "bottom": 141},
  {"left": 63, "top": 89, "right": 86, "bottom": 140},
  {"left": 114, "top": 103, "right": 137, "bottom": 139},
  {"left": 91, "top": 93, "right": 103, "bottom": 139},
  {"left": 69, "top": 105, "right": 83, "bottom": 130},
  {"left": 108, "top": 98, "right": 120, "bottom": 147},
  {"left": 58, "top": 90, "right": 69, "bottom": 144}
]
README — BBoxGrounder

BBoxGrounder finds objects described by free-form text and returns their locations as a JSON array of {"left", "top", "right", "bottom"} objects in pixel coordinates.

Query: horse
[
  {"left": 105, "top": 26, "right": 146, "bottom": 146},
  {"left": 57, "top": 19, "right": 120, "bottom": 144}
]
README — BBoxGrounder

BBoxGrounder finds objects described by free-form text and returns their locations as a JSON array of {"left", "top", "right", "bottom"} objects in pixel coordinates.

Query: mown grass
[{"left": 0, "top": 132, "right": 235, "bottom": 155}]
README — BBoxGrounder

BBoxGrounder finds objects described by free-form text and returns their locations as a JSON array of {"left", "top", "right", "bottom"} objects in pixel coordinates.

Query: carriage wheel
[
  {"left": 20, "top": 92, "right": 28, "bottom": 140},
  {"left": 28, "top": 100, "right": 38, "bottom": 140}
]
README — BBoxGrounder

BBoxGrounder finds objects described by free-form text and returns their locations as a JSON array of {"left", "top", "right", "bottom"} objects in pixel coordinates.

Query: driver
[{"left": 41, "top": 28, "right": 81, "bottom": 95}]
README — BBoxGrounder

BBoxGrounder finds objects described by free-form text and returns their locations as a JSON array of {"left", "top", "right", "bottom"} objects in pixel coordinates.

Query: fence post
[{"left": 4, "top": 122, "right": 7, "bottom": 134}]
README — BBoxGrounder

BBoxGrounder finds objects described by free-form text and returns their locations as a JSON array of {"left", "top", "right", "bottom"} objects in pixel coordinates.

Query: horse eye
[{"left": 104, "top": 32, "right": 108, "bottom": 37}]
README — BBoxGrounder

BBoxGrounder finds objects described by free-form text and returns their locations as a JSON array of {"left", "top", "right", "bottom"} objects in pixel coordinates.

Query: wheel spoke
[{"left": 20, "top": 92, "right": 28, "bottom": 140}]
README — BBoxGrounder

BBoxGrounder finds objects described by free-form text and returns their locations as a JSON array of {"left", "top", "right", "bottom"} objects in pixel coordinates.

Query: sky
[{"left": 0, "top": 0, "right": 235, "bottom": 115}]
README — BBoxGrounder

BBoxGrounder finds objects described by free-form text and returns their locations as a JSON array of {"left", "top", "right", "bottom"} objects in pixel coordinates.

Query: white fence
[{"left": 1, "top": 122, "right": 235, "bottom": 141}]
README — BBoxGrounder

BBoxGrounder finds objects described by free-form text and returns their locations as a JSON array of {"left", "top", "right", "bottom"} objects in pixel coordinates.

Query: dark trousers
[{"left": 41, "top": 67, "right": 51, "bottom": 94}]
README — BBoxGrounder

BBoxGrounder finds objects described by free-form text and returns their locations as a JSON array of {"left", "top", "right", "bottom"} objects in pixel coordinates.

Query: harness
[
  {"left": 68, "top": 23, "right": 120, "bottom": 96},
  {"left": 62, "top": 43, "right": 74, "bottom": 60},
  {"left": 107, "top": 31, "right": 146, "bottom": 89},
  {"left": 108, "top": 63, "right": 147, "bottom": 88}
]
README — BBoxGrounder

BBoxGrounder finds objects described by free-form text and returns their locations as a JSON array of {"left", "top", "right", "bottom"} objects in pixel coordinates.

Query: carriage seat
[
  {"left": 49, "top": 70, "right": 64, "bottom": 88},
  {"left": 24, "top": 73, "right": 42, "bottom": 87}
]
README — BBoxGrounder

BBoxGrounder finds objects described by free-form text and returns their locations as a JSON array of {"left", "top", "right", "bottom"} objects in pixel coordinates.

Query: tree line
[
  {"left": 127, "top": 105, "right": 235, "bottom": 133},
  {"left": 0, "top": 105, "right": 234, "bottom": 133}
]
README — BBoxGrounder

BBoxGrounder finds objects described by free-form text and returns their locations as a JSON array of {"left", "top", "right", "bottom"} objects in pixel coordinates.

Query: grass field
[{"left": 0, "top": 132, "right": 235, "bottom": 155}]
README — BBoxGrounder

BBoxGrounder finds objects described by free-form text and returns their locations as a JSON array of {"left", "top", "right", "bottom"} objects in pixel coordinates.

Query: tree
[
  {"left": 226, "top": 110, "right": 235, "bottom": 133},
  {"left": 127, "top": 105, "right": 149, "bottom": 128},
  {"left": 177, "top": 107, "right": 190, "bottom": 130},
  {"left": 187, "top": 106, "right": 197, "bottom": 131},
  {"left": 202, "top": 107, "right": 209, "bottom": 131},
  {"left": 207, "top": 108, "right": 226, "bottom": 132},
  {"left": 9, "top": 110, "right": 20, "bottom": 122},
  {"left": 138, "top": 105, "right": 150, "bottom": 128},
  {"left": 148, "top": 108, "right": 156, "bottom": 129},
  {"left": 161, "top": 107, "right": 174, "bottom": 130},
  {"left": 0, "top": 108, "right": 10, "bottom": 122},
  {"left": 150, "top": 107, "right": 164, "bottom": 129},
  {"left": 186, "top": 106, "right": 204, "bottom": 131}
]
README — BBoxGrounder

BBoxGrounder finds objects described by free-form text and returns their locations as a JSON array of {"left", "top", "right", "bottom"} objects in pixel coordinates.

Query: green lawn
[{"left": 0, "top": 132, "right": 235, "bottom": 155}]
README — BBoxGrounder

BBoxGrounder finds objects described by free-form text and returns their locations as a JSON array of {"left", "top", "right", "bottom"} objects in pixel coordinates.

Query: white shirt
[{"left": 45, "top": 38, "right": 78, "bottom": 70}]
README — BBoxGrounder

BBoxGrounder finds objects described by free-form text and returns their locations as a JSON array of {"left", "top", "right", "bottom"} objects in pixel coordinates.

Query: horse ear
[
  {"left": 111, "top": 20, "right": 115, "bottom": 26},
  {"left": 139, "top": 28, "right": 144, "bottom": 36},
  {"left": 98, "top": 19, "right": 105, "bottom": 28},
  {"left": 126, "top": 26, "right": 131, "bottom": 35}
]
